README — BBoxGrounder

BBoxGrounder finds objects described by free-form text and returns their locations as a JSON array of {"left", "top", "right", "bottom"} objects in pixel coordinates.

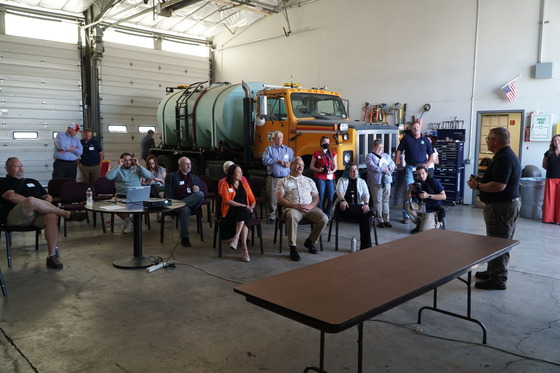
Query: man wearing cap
[
  {"left": 52, "top": 123, "right": 83, "bottom": 180},
  {"left": 140, "top": 130, "right": 155, "bottom": 161},
  {"left": 79, "top": 128, "right": 104, "bottom": 185}
]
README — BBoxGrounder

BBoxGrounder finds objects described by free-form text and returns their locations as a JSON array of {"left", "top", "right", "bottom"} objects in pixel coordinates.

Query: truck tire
[{"left": 157, "top": 154, "right": 177, "bottom": 173}]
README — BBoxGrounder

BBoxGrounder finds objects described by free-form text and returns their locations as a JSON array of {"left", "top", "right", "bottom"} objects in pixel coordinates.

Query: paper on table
[{"left": 100, "top": 205, "right": 125, "bottom": 210}]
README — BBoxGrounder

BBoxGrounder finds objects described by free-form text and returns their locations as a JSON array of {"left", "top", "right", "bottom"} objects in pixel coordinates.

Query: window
[
  {"left": 290, "top": 93, "right": 347, "bottom": 119},
  {"left": 266, "top": 97, "right": 287, "bottom": 121},
  {"left": 108, "top": 125, "right": 127, "bottom": 133},
  {"left": 139, "top": 126, "right": 156, "bottom": 133},
  {"left": 5, "top": 13, "right": 79, "bottom": 44},
  {"left": 162, "top": 40, "right": 209, "bottom": 58},
  {"left": 13, "top": 131, "right": 39, "bottom": 140}
]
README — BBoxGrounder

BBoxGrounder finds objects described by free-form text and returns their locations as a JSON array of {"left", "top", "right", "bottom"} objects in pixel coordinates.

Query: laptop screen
[{"left": 125, "top": 186, "right": 151, "bottom": 204}]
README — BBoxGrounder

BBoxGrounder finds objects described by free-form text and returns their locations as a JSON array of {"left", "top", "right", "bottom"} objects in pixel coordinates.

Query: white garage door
[
  {"left": 99, "top": 42, "right": 210, "bottom": 168},
  {"left": 0, "top": 34, "right": 82, "bottom": 185}
]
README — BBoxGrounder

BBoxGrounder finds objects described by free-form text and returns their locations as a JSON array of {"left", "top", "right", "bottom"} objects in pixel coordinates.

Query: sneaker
[
  {"left": 121, "top": 217, "right": 133, "bottom": 234},
  {"left": 474, "top": 279, "right": 506, "bottom": 290},
  {"left": 475, "top": 270, "right": 490, "bottom": 280},
  {"left": 303, "top": 239, "right": 318, "bottom": 254},
  {"left": 289, "top": 246, "right": 301, "bottom": 261},
  {"left": 181, "top": 237, "right": 191, "bottom": 247},
  {"left": 410, "top": 226, "right": 420, "bottom": 234},
  {"left": 384, "top": 222, "right": 393, "bottom": 228},
  {"left": 401, "top": 218, "right": 410, "bottom": 224},
  {"left": 46, "top": 255, "right": 63, "bottom": 269},
  {"left": 67, "top": 211, "right": 88, "bottom": 222}
]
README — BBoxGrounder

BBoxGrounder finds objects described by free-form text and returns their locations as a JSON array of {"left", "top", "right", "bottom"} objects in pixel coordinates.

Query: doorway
[{"left": 473, "top": 110, "right": 525, "bottom": 206}]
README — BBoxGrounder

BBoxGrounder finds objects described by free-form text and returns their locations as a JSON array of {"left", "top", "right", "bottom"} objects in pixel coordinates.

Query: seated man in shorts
[{"left": 0, "top": 157, "right": 87, "bottom": 269}]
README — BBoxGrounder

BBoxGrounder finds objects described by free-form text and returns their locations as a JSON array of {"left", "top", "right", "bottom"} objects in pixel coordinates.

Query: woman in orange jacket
[{"left": 219, "top": 164, "right": 256, "bottom": 262}]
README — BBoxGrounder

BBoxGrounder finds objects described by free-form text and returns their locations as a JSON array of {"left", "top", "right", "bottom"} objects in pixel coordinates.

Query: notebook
[{"left": 123, "top": 186, "right": 151, "bottom": 205}]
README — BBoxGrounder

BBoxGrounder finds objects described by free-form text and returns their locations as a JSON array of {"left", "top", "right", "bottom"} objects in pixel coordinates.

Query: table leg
[
  {"left": 113, "top": 213, "right": 152, "bottom": 269},
  {"left": 304, "top": 331, "right": 327, "bottom": 373},
  {"left": 357, "top": 322, "right": 363, "bottom": 373},
  {"left": 417, "top": 271, "right": 488, "bottom": 344}
]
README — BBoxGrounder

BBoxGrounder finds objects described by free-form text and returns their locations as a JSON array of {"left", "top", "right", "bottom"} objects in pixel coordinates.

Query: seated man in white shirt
[{"left": 276, "top": 157, "right": 328, "bottom": 261}]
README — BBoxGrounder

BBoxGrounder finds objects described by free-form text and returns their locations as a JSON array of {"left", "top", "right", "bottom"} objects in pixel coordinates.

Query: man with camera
[{"left": 404, "top": 166, "right": 446, "bottom": 234}]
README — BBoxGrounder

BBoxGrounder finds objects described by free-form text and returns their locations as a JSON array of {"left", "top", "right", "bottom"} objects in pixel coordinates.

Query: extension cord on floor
[{"left": 146, "top": 262, "right": 165, "bottom": 272}]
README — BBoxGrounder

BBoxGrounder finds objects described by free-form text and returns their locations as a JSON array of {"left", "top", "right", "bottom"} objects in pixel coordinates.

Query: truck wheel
[{"left": 157, "top": 154, "right": 177, "bottom": 173}]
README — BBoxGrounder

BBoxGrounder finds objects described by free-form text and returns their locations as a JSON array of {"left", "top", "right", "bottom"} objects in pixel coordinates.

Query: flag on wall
[
  {"left": 502, "top": 81, "right": 516, "bottom": 102},
  {"left": 501, "top": 75, "right": 520, "bottom": 102}
]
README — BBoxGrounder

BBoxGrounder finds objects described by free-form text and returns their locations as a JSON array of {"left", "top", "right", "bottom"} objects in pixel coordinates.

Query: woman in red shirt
[
  {"left": 309, "top": 136, "right": 338, "bottom": 218},
  {"left": 219, "top": 164, "right": 256, "bottom": 262}
]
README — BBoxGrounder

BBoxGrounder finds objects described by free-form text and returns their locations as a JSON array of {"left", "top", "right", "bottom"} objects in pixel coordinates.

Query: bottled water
[{"left": 86, "top": 187, "right": 93, "bottom": 206}]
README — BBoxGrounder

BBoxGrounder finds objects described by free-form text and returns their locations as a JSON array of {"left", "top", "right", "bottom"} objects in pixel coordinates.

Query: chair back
[
  {"left": 60, "top": 182, "right": 91, "bottom": 204},
  {"left": 215, "top": 193, "right": 223, "bottom": 220},
  {"left": 94, "top": 177, "right": 115, "bottom": 197},
  {"left": 248, "top": 178, "right": 264, "bottom": 197},
  {"left": 199, "top": 175, "right": 216, "bottom": 194},
  {"left": 47, "top": 178, "right": 74, "bottom": 198}
]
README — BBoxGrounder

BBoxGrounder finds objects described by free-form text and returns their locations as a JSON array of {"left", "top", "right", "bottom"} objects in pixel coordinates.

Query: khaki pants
[
  {"left": 79, "top": 164, "right": 100, "bottom": 185},
  {"left": 266, "top": 176, "right": 281, "bottom": 220},
  {"left": 404, "top": 202, "right": 440, "bottom": 232},
  {"left": 283, "top": 207, "right": 328, "bottom": 247}
]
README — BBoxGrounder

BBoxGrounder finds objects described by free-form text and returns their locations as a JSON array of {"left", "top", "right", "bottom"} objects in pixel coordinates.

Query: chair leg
[
  {"left": 207, "top": 204, "right": 212, "bottom": 228},
  {"left": 198, "top": 214, "right": 204, "bottom": 242},
  {"left": 328, "top": 217, "right": 334, "bottom": 242},
  {"left": 278, "top": 221, "right": 283, "bottom": 253},
  {"left": 63, "top": 219, "right": 67, "bottom": 238},
  {"left": 372, "top": 215, "right": 378, "bottom": 246},
  {"left": 335, "top": 219, "right": 339, "bottom": 251},
  {"left": 0, "top": 268, "right": 7, "bottom": 296},
  {"left": 273, "top": 219, "right": 278, "bottom": 244},
  {"left": 6, "top": 231, "right": 12, "bottom": 268},
  {"left": 35, "top": 229, "right": 40, "bottom": 251},
  {"left": 258, "top": 224, "right": 264, "bottom": 254}
]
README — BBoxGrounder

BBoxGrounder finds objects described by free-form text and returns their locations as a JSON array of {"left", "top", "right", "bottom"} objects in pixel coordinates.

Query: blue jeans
[
  {"left": 402, "top": 166, "right": 416, "bottom": 219},
  {"left": 179, "top": 192, "right": 205, "bottom": 238},
  {"left": 315, "top": 178, "right": 334, "bottom": 218}
]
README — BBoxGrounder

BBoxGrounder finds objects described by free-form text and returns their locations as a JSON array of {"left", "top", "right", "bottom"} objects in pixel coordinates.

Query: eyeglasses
[{"left": 373, "top": 139, "right": 384, "bottom": 144}]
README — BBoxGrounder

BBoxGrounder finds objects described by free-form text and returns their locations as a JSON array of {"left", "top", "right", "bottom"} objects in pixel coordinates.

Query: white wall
[{"left": 212, "top": 0, "right": 560, "bottom": 203}]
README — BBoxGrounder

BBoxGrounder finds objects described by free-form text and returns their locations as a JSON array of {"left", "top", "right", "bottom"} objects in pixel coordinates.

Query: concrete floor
[{"left": 1, "top": 204, "right": 559, "bottom": 373}]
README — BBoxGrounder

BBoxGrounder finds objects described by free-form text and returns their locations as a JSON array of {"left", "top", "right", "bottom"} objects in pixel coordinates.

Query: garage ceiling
[{"left": 3, "top": 0, "right": 292, "bottom": 40}]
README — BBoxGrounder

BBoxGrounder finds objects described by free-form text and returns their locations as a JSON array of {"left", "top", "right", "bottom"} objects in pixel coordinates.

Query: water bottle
[
  {"left": 350, "top": 237, "right": 357, "bottom": 253},
  {"left": 86, "top": 187, "right": 93, "bottom": 206}
]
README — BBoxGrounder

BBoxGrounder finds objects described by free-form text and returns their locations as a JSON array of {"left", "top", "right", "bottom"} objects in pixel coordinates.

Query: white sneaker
[{"left": 121, "top": 217, "right": 133, "bottom": 234}]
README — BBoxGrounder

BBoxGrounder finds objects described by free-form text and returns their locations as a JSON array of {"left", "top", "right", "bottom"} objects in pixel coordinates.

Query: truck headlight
[
  {"left": 343, "top": 151, "right": 353, "bottom": 165},
  {"left": 339, "top": 123, "right": 349, "bottom": 132},
  {"left": 342, "top": 133, "right": 349, "bottom": 141}
]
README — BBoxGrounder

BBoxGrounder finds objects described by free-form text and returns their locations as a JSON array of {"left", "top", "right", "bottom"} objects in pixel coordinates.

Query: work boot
[
  {"left": 303, "top": 239, "right": 318, "bottom": 254},
  {"left": 67, "top": 211, "right": 88, "bottom": 222},
  {"left": 46, "top": 255, "right": 63, "bottom": 269}
]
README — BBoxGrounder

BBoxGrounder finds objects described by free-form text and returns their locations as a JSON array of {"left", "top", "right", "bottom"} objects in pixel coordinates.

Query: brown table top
[
  {"left": 86, "top": 199, "right": 185, "bottom": 213},
  {"left": 234, "top": 229, "right": 518, "bottom": 333}
]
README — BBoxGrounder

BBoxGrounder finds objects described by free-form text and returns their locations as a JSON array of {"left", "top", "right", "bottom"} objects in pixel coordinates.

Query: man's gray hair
[
  {"left": 491, "top": 127, "right": 510, "bottom": 145},
  {"left": 272, "top": 130, "right": 283, "bottom": 138}
]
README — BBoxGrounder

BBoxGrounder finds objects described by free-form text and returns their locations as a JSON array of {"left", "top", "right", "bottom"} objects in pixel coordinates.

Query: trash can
[{"left": 519, "top": 177, "right": 545, "bottom": 219}]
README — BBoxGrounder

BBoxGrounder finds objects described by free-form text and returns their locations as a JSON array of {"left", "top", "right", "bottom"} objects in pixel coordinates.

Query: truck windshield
[{"left": 291, "top": 93, "right": 347, "bottom": 119}]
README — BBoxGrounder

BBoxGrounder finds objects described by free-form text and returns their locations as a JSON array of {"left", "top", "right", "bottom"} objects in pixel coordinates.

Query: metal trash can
[{"left": 519, "top": 177, "right": 545, "bottom": 219}]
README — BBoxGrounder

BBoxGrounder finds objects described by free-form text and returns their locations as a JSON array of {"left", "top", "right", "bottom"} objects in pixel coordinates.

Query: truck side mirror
[{"left": 257, "top": 95, "right": 268, "bottom": 119}]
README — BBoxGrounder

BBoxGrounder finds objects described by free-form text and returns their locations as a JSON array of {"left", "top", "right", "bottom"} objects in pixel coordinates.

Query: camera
[
  {"left": 411, "top": 182, "right": 423, "bottom": 199},
  {"left": 322, "top": 166, "right": 329, "bottom": 173}
]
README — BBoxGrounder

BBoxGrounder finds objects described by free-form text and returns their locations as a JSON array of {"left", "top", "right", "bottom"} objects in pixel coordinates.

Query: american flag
[{"left": 502, "top": 80, "right": 517, "bottom": 102}]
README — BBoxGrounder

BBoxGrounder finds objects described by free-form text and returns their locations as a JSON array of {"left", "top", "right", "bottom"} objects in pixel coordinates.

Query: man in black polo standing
[
  {"left": 79, "top": 128, "right": 103, "bottom": 185},
  {"left": 467, "top": 127, "right": 521, "bottom": 290}
]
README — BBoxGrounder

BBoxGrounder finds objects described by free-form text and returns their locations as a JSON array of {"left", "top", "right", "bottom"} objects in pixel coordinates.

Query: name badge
[
  {"left": 27, "top": 183, "right": 35, "bottom": 188},
  {"left": 89, "top": 146, "right": 94, "bottom": 151},
  {"left": 186, "top": 188, "right": 191, "bottom": 193},
  {"left": 228, "top": 188, "right": 234, "bottom": 192},
  {"left": 284, "top": 154, "right": 289, "bottom": 159},
  {"left": 179, "top": 181, "right": 185, "bottom": 186},
  {"left": 318, "top": 155, "right": 323, "bottom": 159},
  {"left": 327, "top": 173, "right": 333, "bottom": 180}
]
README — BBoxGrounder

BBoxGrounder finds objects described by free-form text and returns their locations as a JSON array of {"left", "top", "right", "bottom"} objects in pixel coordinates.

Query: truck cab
[{"left": 254, "top": 86, "right": 398, "bottom": 172}]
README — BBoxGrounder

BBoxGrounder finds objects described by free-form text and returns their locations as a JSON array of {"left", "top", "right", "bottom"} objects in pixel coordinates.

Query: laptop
[{"left": 121, "top": 186, "right": 151, "bottom": 205}]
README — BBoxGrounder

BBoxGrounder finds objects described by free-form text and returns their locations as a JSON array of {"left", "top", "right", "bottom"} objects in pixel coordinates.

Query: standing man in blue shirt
[
  {"left": 262, "top": 131, "right": 294, "bottom": 224},
  {"left": 53, "top": 123, "right": 83, "bottom": 180},
  {"left": 79, "top": 128, "right": 104, "bottom": 185},
  {"left": 394, "top": 121, "right": 434, "bottom": 223}
]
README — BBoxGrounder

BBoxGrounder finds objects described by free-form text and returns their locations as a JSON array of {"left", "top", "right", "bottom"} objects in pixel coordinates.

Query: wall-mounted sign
[{"left": 529, "top": 113, "right": 552, "bottom": 141}]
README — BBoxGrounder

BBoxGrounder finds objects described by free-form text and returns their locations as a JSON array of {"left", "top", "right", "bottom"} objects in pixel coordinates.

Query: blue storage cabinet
[{"left": 434, "top": 141, "right": 465, "bottom": 204}]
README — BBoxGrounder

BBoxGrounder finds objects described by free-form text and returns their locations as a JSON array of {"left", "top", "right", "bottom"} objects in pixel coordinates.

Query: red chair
[
  {"left": 59, "top": 182, "right": 90, "bottom": 237},
  {"left": 93, "top": 177, "right": 116, "bottom": 233},
  {"left": 47, "top": 178, "right": 74, "bottom": 206}
]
